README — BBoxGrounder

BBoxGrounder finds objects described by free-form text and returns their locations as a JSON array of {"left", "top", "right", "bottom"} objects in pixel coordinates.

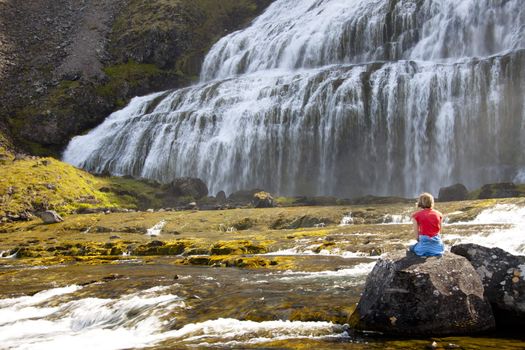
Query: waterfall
[{"left": 64, "top": 0, "right": 525, "bottom": 197}]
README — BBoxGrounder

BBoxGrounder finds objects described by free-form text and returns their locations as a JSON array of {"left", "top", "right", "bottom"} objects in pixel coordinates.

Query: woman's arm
[{"left": 412, "top": 218, "right": 419, "bottom": 241}]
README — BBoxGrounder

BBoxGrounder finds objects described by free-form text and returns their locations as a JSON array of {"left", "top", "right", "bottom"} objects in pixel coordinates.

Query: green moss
[
  {"left": 209, "top": 240, "right": 268, "bottom": 255},
  {"left": 0, "top": 157, "right": 166, "bottom": 217}
]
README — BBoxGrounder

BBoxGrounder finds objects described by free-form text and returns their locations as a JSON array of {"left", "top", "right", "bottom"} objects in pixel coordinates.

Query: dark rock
[
  {"left": 216, "top": 190, "right": 227, "bottom": 203},
  {"left": 478, "top": 183, "right": 520, "bottom": 199},
  {"left": 38, "top": 210, "right": 64, "bottom": 224},
  {"left": 451, "top": 244, "right": 525, "bottom": 329},
  {"left": 167, "top": 177, "right": 208, "bottom": 199},
  {"left": 252, "top": 191, "right": 274, "bottom": 208},
  {"left": 6, "top": 211, "right": 33, "bottom": 221},
  {"left": 438, "top": 184, "right": 469, "bottom": 202},
  {"left": 147, "top": 240, "right": 165, "bottom": 247},
  {"left": 228, "top": 189, "right": 264, "bottom": 205},
  {"left": 349, "top": 251, "right": 495, "bottom": 336}
]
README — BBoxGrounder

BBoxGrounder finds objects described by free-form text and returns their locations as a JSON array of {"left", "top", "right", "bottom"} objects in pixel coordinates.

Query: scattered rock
[
  {"left": 438, "top": 184, "right": 469, "bottom": 202},
  {"left": 38, "top": 210, "right": 64, "bottom": 224},
  {"left": 252, "top": 191, "right": 274, "bottom": 208},
  {"left": 349, "top": 251, "right": 495, "bottom": 336},
  {"left": 451, "top": 243, "right": 525, "bottom": 329}
]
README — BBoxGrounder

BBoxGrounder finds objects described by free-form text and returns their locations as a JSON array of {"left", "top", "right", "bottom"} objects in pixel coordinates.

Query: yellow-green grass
[{"left": 0, "top": 157, "right": 163, "bottom": 217}]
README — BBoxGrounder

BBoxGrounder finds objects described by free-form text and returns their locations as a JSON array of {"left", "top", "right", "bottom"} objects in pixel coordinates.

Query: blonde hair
[{"left": 417, "top": 192, "right": 434, "bottom": 209}]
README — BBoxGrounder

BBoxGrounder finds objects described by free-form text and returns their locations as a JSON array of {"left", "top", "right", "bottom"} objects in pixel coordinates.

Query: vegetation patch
[{"left": 0, "top": 157, "right": 167, "bottom": 218}]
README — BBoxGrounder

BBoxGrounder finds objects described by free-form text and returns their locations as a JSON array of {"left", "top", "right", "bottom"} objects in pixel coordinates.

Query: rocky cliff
[{"left": 0, "top": 0, "right": 272, "bottom": 156}]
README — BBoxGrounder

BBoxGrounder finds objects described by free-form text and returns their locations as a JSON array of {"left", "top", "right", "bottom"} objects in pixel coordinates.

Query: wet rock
[
  {"left": 349, "top": 251, "right": 495, "bottom": 336},
  {"left": 167, "top": 177, "right": 208, "bottom": 199},
  {"left": 252, "top": 191, "right": 274, "bottom": 208},
  {"left": 438, "top": 184, "right": 469, "bottom": 202},
  {"left": 478, "top": 183, "right": 520, "bottom": 199},
  {"left": 451, "top": 244, "right": 525, "bottom": 329},
  {"left": 38, "top": 210, "right": 64, "bottom": 224}
]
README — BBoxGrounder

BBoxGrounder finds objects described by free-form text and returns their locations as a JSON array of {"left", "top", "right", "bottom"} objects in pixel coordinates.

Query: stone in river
[{"left": 349, "top": 251, "right": 495, "bottom": 336}]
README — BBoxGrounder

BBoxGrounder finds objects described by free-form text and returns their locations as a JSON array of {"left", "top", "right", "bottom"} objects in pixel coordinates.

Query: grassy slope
[{"left": 0, "top": 157, "right": 164, "bottom": 217}]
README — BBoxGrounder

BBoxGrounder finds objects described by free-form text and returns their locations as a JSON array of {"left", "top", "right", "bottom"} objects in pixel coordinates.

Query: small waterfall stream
[{"left": 64, "top": 0, "right": 525, "bottom": 197}]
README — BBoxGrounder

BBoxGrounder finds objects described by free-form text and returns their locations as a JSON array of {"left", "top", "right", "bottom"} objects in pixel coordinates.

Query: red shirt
[{"left": 412, "top": 209, "right": 442, "bottom": 237}]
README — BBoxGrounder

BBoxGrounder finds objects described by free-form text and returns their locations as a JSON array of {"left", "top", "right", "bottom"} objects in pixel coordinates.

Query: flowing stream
[
  {"left": 2, "top": 204, "right": 525, "bottom": 349},
  {"left": 64, "top": 0, "right": 525, "bottom": 197}
]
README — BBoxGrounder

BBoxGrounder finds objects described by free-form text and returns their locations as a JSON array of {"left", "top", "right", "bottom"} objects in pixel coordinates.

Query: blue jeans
[{"left": 410, "top": 234, "right": 445, "bottom": 257}]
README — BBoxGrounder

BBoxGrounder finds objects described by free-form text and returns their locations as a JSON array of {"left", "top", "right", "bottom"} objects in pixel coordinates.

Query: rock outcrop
[
  {"left": 0, "top": 0, "right": 273, "bottom": 154},
  {"left": 349, "top": 251, "right": 495, "bottom": 336},
  {"left": 451, "top": 243, "right": 525, "bottom": 329},
  {"left": 438, "top": 184, "right": 469, "bottom": 202}
]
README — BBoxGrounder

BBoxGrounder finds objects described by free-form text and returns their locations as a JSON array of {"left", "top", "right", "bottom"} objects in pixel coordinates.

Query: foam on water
[
  {"left": 146, "top": 220, "right": 166, "bottom": 236},
  {"left": 161, "top": 318, "right": 345, "bottom": 345},
  {"left": 0, "top": 286, "right": 185, "bottom": 350},
  {"left": 448, "top": 204, "right": 525, "bottom": 255},
  {"left": 339, "top": 214, "right": 353, "bottom": 226},
  {"left": 381, "top": 214, "right": 412, "bottom": 224},
  {"left": 267, "top": 262, "right": 376, "bottom": 282},
  {"left": 0, "top": 284, "right": 350, "bottom": 349}
]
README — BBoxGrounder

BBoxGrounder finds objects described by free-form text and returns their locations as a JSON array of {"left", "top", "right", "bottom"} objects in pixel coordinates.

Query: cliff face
[{"left": 0, "top": 0, "right": 272, "bottom": 156}]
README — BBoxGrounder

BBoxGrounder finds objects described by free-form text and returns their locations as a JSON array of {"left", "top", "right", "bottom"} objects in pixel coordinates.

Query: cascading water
[{"left": 63, "top": 0, "right": 525, "bottom": 197}]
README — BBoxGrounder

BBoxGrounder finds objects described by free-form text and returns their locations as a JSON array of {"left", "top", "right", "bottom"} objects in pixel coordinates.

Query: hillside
[{"left": 0, "top": 0, "right": 272, "bottom": 156}]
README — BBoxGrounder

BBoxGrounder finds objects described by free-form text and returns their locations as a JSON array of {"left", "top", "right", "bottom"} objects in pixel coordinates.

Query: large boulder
[
  {"left": 252, "top": 191, "right": 274, "bottom": 208},
  {"left": 451, "top": 244, "right": 525, "bottom": 329},
  {"left": 349, "top": 251, "right": 495, "bottom": 336},
  {"left": 167, "top": 177, "right": 208, "bottom": 199},
  {"left": 438, "top": 184, "right": 469, "bottom": 202},
  {"left": 228, "top": 189, "right": 264, "bottom": 206}
]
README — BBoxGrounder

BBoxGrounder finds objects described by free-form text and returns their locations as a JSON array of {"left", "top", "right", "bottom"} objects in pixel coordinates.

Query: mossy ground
[
  {"left": 2, "top": 197, "right": 523, "bottom": 270},
  {"left": 0, "top": 157, "right": 165, "bottom": 217}
]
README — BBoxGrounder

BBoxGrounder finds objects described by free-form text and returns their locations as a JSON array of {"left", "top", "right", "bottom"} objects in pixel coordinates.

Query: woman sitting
[{"left": 410, "top": 192, "right": 445, "bottom": 257}]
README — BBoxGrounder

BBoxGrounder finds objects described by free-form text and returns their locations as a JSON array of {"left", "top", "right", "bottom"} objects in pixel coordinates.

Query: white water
[
  {"left": 448, "top": 204, "right": 525, "bottom": 255},
  {"left": 339, "top": 214, "right": 353, "bottom": 226},
  {"left": 0, "top": 285, "right": 187, "bottom": 350},
  {"left": 274, "top": 262, "right": 377, "bottom": 281},
  {"left": 146, "top": 220, "right": 166, "bottom": 236},
  {"left": 381, "top": 214, "right": 412, "bottom": 224},
  {"left": 64, "top": 0, "right": 525, "bottom": 197},
  {"left": 0, "top": 283, "right": 348, "bottom": 350}
]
